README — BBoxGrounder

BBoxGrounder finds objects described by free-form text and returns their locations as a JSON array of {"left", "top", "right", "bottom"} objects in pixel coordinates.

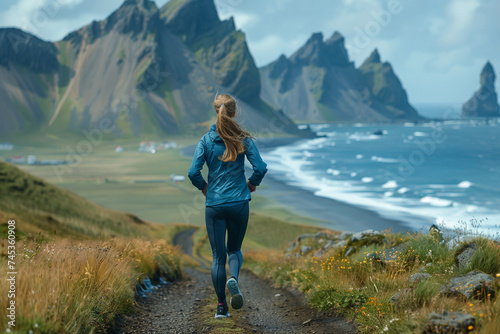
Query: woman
[{"left": 188, "top": 94, "right": 268, "bottom": 318}]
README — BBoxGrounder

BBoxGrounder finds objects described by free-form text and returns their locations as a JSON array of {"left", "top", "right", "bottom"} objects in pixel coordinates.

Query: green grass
[{"left": 458, "top": 237, "right": 500, "bottom": 275}]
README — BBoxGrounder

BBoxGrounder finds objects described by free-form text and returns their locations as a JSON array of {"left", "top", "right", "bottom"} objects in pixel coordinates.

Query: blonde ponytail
[{"left": 214, "top": 94, "right": 253, "bottom": 162}]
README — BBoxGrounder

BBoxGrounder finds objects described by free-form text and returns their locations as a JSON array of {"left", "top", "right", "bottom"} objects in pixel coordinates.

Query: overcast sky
[{"left": 0, "top": 0, "right": 498, "bottom": 105}]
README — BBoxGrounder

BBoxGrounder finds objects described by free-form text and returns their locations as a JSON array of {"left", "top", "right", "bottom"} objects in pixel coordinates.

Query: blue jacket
[{"left": 188, "top": 124, "right": 268, "bottom": 207}]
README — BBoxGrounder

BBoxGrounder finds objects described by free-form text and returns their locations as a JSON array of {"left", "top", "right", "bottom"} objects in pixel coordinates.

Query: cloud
[
  {"left": 440, "top": 0, "right": 481, "bottom": 47},
  {"left": 0, "top": 0, "right": 83, "bottom": 38}
]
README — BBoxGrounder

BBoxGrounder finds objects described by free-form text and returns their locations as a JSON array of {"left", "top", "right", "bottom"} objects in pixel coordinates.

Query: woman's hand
[
  {"left": 202, "top": 184, "right": 208, "bottom": 196},
  {"left": 247, "top": 180, "right": 256, "bottom": 193}
]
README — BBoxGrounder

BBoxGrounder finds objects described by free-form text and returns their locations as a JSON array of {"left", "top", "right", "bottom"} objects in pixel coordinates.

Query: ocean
[{"left": 261, "top": 117, "right": 500, "bottom": 234}]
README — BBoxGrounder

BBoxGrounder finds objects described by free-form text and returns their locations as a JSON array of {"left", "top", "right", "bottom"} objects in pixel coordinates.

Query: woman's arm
[
  {"left": 188, "top": 138, "right": 208, "bottom": 191},
  {"left": 245, "top": 138, "right": 268, "bottom": 187}
]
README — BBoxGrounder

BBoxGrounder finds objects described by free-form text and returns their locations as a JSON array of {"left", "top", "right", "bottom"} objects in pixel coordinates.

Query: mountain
[
  {"left": 0, "top": 0, "right": 300, "bottom": 138},
  {"left": 463, "top": 61, "right": 499, "bottom": 117},
  {"left": 259, "top": 32, "right": 421, "bottom": 123},
  {"left": 0, "top": 28, "right": 60, "bottom": 135}
]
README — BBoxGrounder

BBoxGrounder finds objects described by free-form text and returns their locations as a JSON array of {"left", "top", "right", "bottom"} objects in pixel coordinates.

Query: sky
[{"left": 0, "top": 0, "right": 499, "bottom": 105}]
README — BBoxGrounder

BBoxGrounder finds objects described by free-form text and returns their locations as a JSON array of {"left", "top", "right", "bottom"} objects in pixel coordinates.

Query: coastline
[{"left": 182, "top": 136, "right": 432, "bottom": 234}]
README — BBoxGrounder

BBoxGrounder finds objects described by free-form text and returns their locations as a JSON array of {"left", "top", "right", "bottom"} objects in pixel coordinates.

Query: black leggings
[{"left": 205, "top": 201, "right": 249, "bottom": 304}]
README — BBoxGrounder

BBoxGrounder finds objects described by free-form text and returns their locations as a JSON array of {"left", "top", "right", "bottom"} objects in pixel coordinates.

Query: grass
[
  {"left": 244, "top": 227, "right": 500, "bottom": 333},
  {"left": 0, "top": 233, "right": 181, "bottom": 333}
]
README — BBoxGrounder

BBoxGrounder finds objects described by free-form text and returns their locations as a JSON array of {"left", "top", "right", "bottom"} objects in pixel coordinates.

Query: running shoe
[
  {"left": 215, "top": 303, "right": 230, "bottom": 318},
  {"left": 226, "top": 276, "right": 243, "bottom": 309}
]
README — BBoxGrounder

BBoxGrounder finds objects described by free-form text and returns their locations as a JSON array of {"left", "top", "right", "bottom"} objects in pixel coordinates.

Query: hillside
[
  {"left": 0, "top": 160, "right": 156, "bottom": 238},
  {"left": 259, "top": 32, "right": 421, "bottom": 123},
  {"left": 0, "top": 0, "right": 300, "bottom": 138}
]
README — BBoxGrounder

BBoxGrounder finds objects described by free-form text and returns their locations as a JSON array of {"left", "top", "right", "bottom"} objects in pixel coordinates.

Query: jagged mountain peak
[
  {"left": 291, "top": 31, "right": 350, "bottom": 67},
  {"left": 121, "top": 0, "right": 157, "bottom": 11},
  {"left": 161, "top": 0, "right": 233, "bottom": 44},
  {"left": 63, "top": 0, "right": 160, "bottom": 44},
  {"left": 0, "top": 28, "right": 59, "bottom": 73},
  {"left": 325, "top": 31, "right": 344, "bottom": 44},
  {"left": 364, "top": 49, "right": 381, "bottom": 65},
  {"left": 481, "top": 61, "right": 495, "bottom": 87},
  {"left": 463, "top": 61, "right": 499, "bottom": 117}
]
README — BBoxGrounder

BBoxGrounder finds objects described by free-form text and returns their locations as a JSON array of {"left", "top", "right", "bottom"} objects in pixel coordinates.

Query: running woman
[{"left": 188, "top": 94, "right": 268, "bottom": 318}]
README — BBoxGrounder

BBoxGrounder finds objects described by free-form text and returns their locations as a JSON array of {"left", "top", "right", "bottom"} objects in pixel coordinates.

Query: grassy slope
[{"left": 0, "top": 161, "right": 157, "bottom": 239}]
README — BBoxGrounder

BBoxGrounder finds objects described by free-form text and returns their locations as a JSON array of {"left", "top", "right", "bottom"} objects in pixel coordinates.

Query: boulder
[
  {"left": 297, "top": 231, "right": 331, "bottom": 242},
  {"left": 441, "top": 270, "right": 495, "bottom": 300},
  {"left": 301, "top": 246, "right": 312, "bottom": 255},
  {"left": 424, "top": 311, "right": 475, "bottom": 333},
  {"left": 339, "top": 231, "right": 353, "bottom": 240},
  {"left": 410, "top": 273, "right": 432, "bottom": 283},
  {"left": 351, "top": 229, "right": 382, "bottom": 242},
  {"left": 388, "top": 288, "right": 413, "bottom": 306},
  {"left": 455, "top": 243, "right": 476, "bottom": 271},
  {"left": 286, "top": 241, "right": 297, "bottom": 253},
  {"left": 366, "top": 243, "right": 407, "bottom": 266},
  {"left": 348, "top": 229, "right": 385, "bottom": 249}
]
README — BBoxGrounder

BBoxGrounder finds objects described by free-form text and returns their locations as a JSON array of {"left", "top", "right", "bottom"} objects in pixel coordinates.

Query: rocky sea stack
[{"left": 463, "top": 61, "right": 500, "bottom": 117}]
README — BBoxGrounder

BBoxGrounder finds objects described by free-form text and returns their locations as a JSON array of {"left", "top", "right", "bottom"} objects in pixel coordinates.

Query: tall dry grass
[{"left": 0, "top": 234, "right": 181, "bottom": 333}]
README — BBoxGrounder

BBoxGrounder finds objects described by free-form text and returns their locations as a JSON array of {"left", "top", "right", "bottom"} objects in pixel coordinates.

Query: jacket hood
[{"left": 209, "top": 124, "right": 224, "bottom": 142}]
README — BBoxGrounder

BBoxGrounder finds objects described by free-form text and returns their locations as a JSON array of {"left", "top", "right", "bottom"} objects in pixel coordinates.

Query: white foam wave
[
  {"left": 327, "top": 168, "right": 340, "bottom": 176},
  {"left": 382, "top": 180, "right": 398, "bottom": 188},
  {"left": 371, "top": 156, "right": 399, "bottom": 163},
  {"left": 420, "top": 196, "right": 453, "bottom": 207},
  {"left": 361, "top": 177, "right": 374, "bottom": 183},
  {"left": 458, "top": 181, "right": 472, "bottom": 189},
  {"left": 349, "top": 133, "right": 380, "bottom": 141},
  {"left": 397, "top": 187, "right": 409, "bottom": 194},
  {"left": 413, "top": 131, "right": 428, "bottom": 137}
]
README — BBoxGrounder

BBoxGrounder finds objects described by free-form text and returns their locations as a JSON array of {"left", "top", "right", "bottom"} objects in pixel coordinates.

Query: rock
[
  {"left": 344, "top": 246, "right": 354, "bottom": 257},
  {"left": 339, "top": 231, "right": 353, "bottom": 240},
  {"left": 297, "top": 231, "right": 330, "bottom": 242},
  {"left": 463, "top": 61, "right": 500, "bottom": 117},
  {"left": 366, "top": 243, "right": 407, "bottom": 266},
  {"left": 286, "top": 241, "right": 297, "bottom": 252},
  {"left": 351, "top": 229, "right": 382, "bottom": 242},
  {"left": 428, "top": 224, "right": 443, "bottom": 242},
  {"left": 424, "top": 311, "right": 475, "bottom": 334},
  {"left": 441, "top": 270, "right": 495, "bottom": 300},
  {"left": 388, "top": 288, "right": 413, "bottom": 306},
  {"left": 410, "top": 273, "right": 432, "bottom": 283},
  {"left": 455, "top": 243, "right": 476, "bottom": 271},
  {"left": 301, "top": 246, "right": 312, "bottom": 255}
]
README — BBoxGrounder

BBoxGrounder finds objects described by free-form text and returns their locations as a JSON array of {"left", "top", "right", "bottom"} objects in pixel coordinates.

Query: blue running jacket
[{"left": 188, "top": 124, "right": 268, "bottom": 207}]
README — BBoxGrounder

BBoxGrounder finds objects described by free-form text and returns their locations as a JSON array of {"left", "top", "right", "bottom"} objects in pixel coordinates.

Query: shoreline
[
  {"left": 182, "top": 136, "right": 432, "bottom": 234},
  {"left": 254, "top": 136, "right": 433, "bottom": 234}
]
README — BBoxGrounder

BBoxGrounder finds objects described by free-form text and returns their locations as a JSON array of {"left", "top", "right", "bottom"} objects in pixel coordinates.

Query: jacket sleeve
[
  {"left": 245, "top": 138, "right": 268, "bottom": 186},
  {"left": 188, "top": 138, "right": 208, "bottom": 191}
]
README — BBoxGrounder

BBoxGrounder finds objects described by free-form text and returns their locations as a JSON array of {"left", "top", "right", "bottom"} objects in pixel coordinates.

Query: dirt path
[{"left": 110, "top": 229, "right": 357, "bottom": 334}]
